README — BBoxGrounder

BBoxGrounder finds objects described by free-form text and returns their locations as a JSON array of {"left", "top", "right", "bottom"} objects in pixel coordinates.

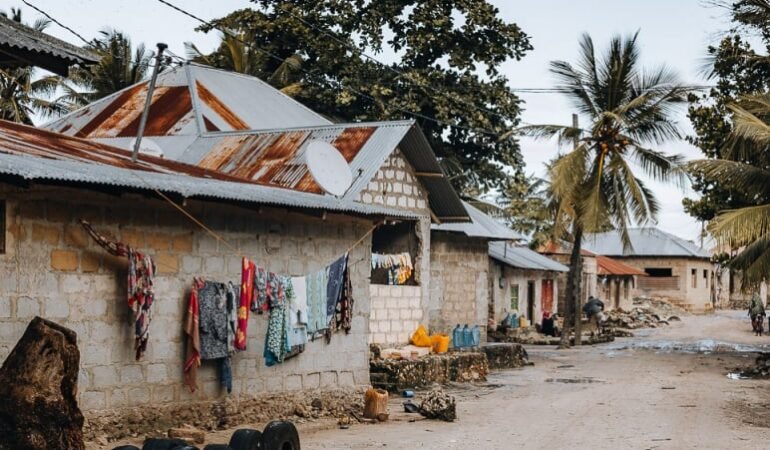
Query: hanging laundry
[
  {"left": 198, "top": 281, "right": 231, "bottom": 360},
  {"left": 326, "top": 254, "right": 348, "bottom": 328},
  {"left": 335, "top": 255, "right": 354, "bottom": 334},
  {"left": 371, "top": 252, "right": 414, "bottom": 285},
  {"left": 81, "top": 220, "right": 156, "bottom": 360},
  {"left": 183, "top": 278, "right": 203, "bottom": 392},
  {"left": 305, "top": 267, "right": 329, "bottom": 336},
  {"left": 236, "top": 258, "right": 255, "bottom": 350},
  {"left": 264, "top": 299, "right": 290, "bottom": 367},
  {"left": 252, "top": 267, "right": 269, "bottom": 313},
  {"left": 289, "top": 276, "right": 308, "bottom": 348}
]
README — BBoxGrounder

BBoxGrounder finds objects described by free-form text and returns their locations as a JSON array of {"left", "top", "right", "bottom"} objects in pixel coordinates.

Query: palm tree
[
  {"left": 519, "top": 32, "right": 688, "bottom": 347},
  {"left": 0, "top": 8, "right": 71, "bottom": 124},
  {"left": 689, "top": 95, "right": 770, "bottom": 285},
  {"left": 58, "top": 29, "right": 151, "bottom": 108}
]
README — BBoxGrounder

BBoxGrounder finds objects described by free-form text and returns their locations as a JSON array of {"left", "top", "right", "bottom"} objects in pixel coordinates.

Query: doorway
[
  {"left": 527, "top": 281, "right": 535, "bottom": 322},
  {"left": 542, "top": 279, "right": 554, "bottom": 313}
]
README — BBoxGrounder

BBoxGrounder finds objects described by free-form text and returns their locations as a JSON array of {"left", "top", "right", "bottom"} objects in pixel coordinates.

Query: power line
[
  {"left": 154, "top": 0, "right": 504, "bottom": 138},
  {"left": 21, "top": 0, "right": 91, "bottom": 46}
]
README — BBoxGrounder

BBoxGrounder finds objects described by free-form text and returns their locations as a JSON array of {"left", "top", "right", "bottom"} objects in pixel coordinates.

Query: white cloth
[{"left": 290, "top": 276, "right": 308, "bottom": 327}]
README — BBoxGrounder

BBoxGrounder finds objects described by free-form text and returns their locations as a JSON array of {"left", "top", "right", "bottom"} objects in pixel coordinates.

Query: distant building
[
  {"left": 539, "top": 243, "right": 599, "bottom": 313},
  {"left": 595, "top": 255, "right": 647, "bottom": 311},
  {"left": 583, "top": 228, "right": 713, "bottom": 313}
]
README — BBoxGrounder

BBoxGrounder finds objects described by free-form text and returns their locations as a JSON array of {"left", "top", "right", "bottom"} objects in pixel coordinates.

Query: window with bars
[{"left": 510, "top": 284, "right": 519, "bottom": 311}]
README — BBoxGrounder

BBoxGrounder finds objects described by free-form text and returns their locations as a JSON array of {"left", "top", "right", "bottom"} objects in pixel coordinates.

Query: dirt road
[{"left": 304, "top": 310, "right": 770, "bottom": 450}]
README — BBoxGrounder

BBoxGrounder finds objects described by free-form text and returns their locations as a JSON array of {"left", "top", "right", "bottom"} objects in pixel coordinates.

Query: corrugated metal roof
[
  {"left": 432, "top": 201, "right": 521, "bottom": 240},
  {"left": 45, "top": 63, "right": 329, "bottom": 136},
  {"left": 0, "top": 120, "right": 418, "bottom": 219},
  {"left": 596, "top": 255, "right": 647, "bottom": 276},
  {"left": 583, "top": 228, "right": 711, "bottom": 258},
  {"left": 0, "top": 15, "right": 99, "bottom": 76},
  {"left": 489, "top": 241, "right": 569, "bottom": 272}
]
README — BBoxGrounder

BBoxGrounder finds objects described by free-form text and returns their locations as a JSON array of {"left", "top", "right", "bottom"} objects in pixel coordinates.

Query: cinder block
[
  {"left": 80, "top": 252, "right": 101, "bottom": 273},
  {"left": 91, "top": 365, "right": 118, "bottom": 387},
  {"left": 89, "top": 321, "right": 114, "bottom": 343},
  {"left": 121, "top": 364, "right": 144, "bottom": 384},
  {"left": 50, "top": 249, "right": 78, "bottom": 271},
  {"left": 81, "top": 344, "right": 110, "bottom": 365},
  {"left": 80, "top": 391, "right": 107, "bottom": 410},
  {"left": 147, "top": 363, "right": 168, "bottom": 383},
  {"left": 338, "top": 371, "right": 355, "bottom": 387},
  {"left": 391, "top": 321, "right": 403, "bottom": 332},
  {"left": 0, "top": 297, "right": 10, "bottom": 319},
  {"left": 172, "top": 232, "right": 194, "bottom": 252},
  {"left": 155, "top": 252, "right": 179, "bottom": 274},
  {"left": 63, "top": 225, "right": 89, "bottom": 248},
  {"left": 45, "top": 297, "right": 69, "bottom": 318},
  {"left": 15, "top": 296, "right": 39, "bottom": 318},
  {"left": 320, "top": 371, "right": 338, "bottom": 388},
  {"left": 146, "top": 232, "right": 172, "bottom": 250},
  {"left": 127, "top": 387, "right": 151, "bottom": 406},
  {"left": 151, "top": 384, "right": 176, "bottom": 403}
]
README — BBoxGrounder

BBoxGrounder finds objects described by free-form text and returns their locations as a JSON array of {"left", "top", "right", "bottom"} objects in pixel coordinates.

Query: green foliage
[
  {"left": 684, "top": 34, "right": 770, "bottom": 221},
  {"left": 497, "top": 174, "right": 557, "bottom": 249},
  {"left": 196, "top": 0, "right": 533, "bottom": 194},
  {"left": 0, "top": 8, "right": 70, "bottom": 124}
]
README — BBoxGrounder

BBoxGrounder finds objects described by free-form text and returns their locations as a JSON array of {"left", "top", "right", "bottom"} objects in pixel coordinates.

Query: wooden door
[{"left": 541, "top": 279, "right": 554, "bottom": 313}]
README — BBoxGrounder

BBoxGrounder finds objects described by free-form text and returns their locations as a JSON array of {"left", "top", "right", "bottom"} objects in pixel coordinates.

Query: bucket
[
  {"left": 519, "top": 317, "right": 529, "bottom": 328},
  {"left": 431, "top": 334, "right": 450, "bottom": 353}
]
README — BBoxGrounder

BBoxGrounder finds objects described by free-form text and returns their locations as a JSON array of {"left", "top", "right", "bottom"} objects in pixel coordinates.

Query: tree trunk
[
  {"left": 572, "top": 228, "right": 584, "bottom": 346},
  {"left": 559, "top": 227, "right": 584, "bottom": 349}
]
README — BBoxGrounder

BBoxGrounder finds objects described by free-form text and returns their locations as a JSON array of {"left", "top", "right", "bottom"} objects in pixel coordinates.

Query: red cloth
[
  {"left": 183, "top": 278, "right": 203, "bottom": 392},
  {"left": 235, "top": 257, "right": 255, "bottom": 350}
]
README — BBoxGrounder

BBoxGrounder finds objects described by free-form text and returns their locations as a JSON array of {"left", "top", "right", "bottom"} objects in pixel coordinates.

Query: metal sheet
[
  {"left": 596, "top": 255, "right": 647, "bottom": 276},
  {"left": 583, "top": 228, "right": 711, "bottom": 258},
  {"left": 432, "top": 201, "right": 521, "bottom": 240},
  {"left": 489, "top": 241, "right": 569, "bottom": 272},
  {"left": 0, "top": 15, "right": 99, "bottom": 67}
]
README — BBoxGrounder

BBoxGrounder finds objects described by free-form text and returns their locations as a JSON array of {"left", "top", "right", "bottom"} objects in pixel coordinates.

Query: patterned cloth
[
  {"left": 326, "top": 255, "right": 347, "bottom": 327},
  {"left": 198, "top": 281, "right": 230, "bottom": 360},
  {"left": 252, "top": 267, "right": 269, "bottom": 313},
  {"left": 81, "top": 220, "right": 156, "bottom": 360},
  {"left": 305, "top": 268, "right": 329, "bottom": 334},
  {"left": 183, "top": 278, "right": 203, "bottom": 392},
  {"left": 264, "top": 301, "right": 290, "bottom": 367},
  {"left": 335, "top": 254, "right": 354, "bottom": 334},
  {"left": 236, "top": 258, "right": 256, "bottom": 350}
]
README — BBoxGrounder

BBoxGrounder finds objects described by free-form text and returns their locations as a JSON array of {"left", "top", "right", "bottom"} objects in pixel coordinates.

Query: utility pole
[
  {"left": 572, "top": 113, "right": 582, "bottom": 346},
  {"left": 132, "top": 43, "right": 168, "bottom": 163}
]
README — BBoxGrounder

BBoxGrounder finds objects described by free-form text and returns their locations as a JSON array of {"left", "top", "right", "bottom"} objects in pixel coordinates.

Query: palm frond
[
  {"left": 516, "top": 124, "right": 584, "bottom": 146},
  {"left": 686, "top": 159, "right": 770, "bottom": 196},
  {"left": 710, "top": 203, "right": 770, "bottom": 246},
  {"left": 631, "top": 145, "right": 688, "bottom": 187}
]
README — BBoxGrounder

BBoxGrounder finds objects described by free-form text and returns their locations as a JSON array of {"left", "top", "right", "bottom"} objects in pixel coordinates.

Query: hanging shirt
[
  {"left": 183, "top": 278, "right": 203, "bottom": 392},
  {"left": 236, "top": 258, "right": 255, "bottom": 351},
  {"left": 306, "top": 268, "right": 329, "bottom": 334},
  {"left": 326, "top": 254, "right": 348, "bottom": 327},
  {"left": 198, "top": 281, "right": 230, "bottom": 360}
]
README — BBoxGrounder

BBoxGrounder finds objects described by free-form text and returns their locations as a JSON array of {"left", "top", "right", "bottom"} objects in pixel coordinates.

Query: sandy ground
[
  {"left": 103, "top": 310, "right": 770, "bottom": 449},
  {"left": 302, "top": 310, "right": 770, "bottom": 450}
]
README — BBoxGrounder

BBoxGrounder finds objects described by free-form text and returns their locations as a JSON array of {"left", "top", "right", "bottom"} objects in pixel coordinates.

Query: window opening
[
  {"left": 371, "top": 221, "right": 419, "bottom": 285},
  {"left": 645, "top": 268, "right": 672, "bottom": 277}
]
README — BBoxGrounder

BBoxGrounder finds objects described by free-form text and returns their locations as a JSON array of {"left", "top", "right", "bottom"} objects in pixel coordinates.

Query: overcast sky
[{"left": 7, "top": 0, "right": 734, "bottom": 244}]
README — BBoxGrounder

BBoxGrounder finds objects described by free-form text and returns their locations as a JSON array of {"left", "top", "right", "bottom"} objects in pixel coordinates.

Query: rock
[
  {"left": 419, "top": 388, "right": 456, "bottom": 422},
  {"left": 311, "top": 398, "right": 323, "bottom": 409},
  {"left": 0, "top": 317, "right": 84, "bottom": 450},
  {"left": 294, "top": 404, "right": 310, "bottom": 418},
  {"left": 168, "top": 426, "right": 205, "bottom": 444},
  {"left": 482, "top": 343, "right": 529, "bottom": 369}
]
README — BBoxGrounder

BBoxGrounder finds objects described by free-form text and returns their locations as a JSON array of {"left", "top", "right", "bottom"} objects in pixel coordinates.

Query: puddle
[
  {"left": 545, "top": 377, "right": 603, "bottom": 384},
  {"left": 603, "top": 339, "right": 770, "bottom": 354}
]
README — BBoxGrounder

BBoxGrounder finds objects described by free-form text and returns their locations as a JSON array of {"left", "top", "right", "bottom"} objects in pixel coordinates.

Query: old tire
[
  {"left": 143, "top": 438, "right": 198, "bottom": 450},
  {"left": 261, "top": 421, "right": 300, "bottom": 450},
  {"left": 113, "top": 446, "right": 141, "bottom": 450},
  {"left": 203, "top": 445, "right": 233, "bottom": 450},
  {"left": 229, "top": 429, "right": 262, "bottom": 450}
]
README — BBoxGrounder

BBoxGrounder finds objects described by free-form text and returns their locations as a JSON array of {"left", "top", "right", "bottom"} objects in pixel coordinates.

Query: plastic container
[
  {"left": 462, "top": 324, "right": 472, "bottom": 348},
  {"left": 509, "top": 313, "right": 519, "bottom": 329},
  {"left": 519, "top": 317, "right": 529, "bottom": 329},
  {"left": 471, "top": 325, "right": 480, "bottom": 348},
  {"left": 452, "top": 324, "right": 463, "bottom": 349},
  {"left": 431, "top": 334, "right": 450, "bottom": 353}
]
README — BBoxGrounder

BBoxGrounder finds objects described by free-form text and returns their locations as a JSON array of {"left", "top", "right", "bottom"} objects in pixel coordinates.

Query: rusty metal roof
[
  {"left": 596, "top": 255, "right": 647, "bottom": 276},
  {"left": 44, "top": 63, "right": 469, "bottom": 222},
  {"left": 45, "top": 63, "right": 330, "bottom": 136},
  {"left": 0, "top": 15, "right": 99, "bottom": 76},
  {"left": 0, "top": 120, "right": 419, "bottom": 219}
]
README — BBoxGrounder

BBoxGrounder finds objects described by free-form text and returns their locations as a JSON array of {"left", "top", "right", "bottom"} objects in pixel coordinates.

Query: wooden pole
[{"left": 572, "top": 113, "right": 583, "bottom": 347}]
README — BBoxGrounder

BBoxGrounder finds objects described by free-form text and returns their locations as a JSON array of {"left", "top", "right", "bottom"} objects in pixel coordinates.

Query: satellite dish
[
  {"left": 128, "top": 138, "right": 164, "bottom": 158},
  {"left": 305, "top": 140, "right": 353, "bottom": 196}
]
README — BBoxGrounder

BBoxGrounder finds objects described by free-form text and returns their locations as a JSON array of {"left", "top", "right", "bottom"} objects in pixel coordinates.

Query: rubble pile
[
  {"left": 418, "top": 388, "right": 456, "bottom": 422},
  {"left": 370, "top": 352, "right": 488, "bottom": 392},
  {"left": 735, "top": 353, "right": 770, "bottom": 379},
  {"left": 483, "top": 343, "right": 530, "bottom": 369},
  {"left": 603, "top": 298, "right": 684, "bottom": 330}
]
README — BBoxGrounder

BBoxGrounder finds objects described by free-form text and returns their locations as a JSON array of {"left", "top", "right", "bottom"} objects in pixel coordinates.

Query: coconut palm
[
  {"left": 519, "top": 32, "right": 688, "bottom": 346},
  {"left": 689, "top": 95, "right": 770, "bottom": 285},
  {"left": 0, "top": 8, "right": 71, "bottom": 124}
]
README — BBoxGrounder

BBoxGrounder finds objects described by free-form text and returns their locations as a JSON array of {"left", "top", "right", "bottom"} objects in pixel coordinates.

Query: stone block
[
  {"left": 284, "top": 375, "right": 303, "bottom": 391},
  {"left": 400, "top": 309, "right": 412, "bottom": 320},
  {"left": 146, "top": 232, "right": 172, "bottom": 250},
  {"left": 63, "top": 225, "right": 89, "bottom": 248},
  {"left": 45, "top": 297, "right": 69, "bottom": 318},
  {"left": 172, "top": 232, "right": 194, "bottom": 252},
  {"left": 182, "top": 255, "right": 202, "bottom": 274},
  {"left": 91, "top": 365, "right": 118, "bottom": 387},
  {"left": 0, "top": 297, "right": 10, "bottom": 318},
  {"left": 120, "top": 229, "right": 145, "bottom": 247},
  {"left": 391, "top": 321, "right": 403, "bottom": 332},
  {"left": 127, "top": 387, "right": 150, "bottom": 406},
  {"left": 81, "top": 344, "right": 110, "bottom": 365},
  {"left": 147, "top": 363, "right": 168, "bottom": 383},
  {"left": 80, "top": 252, "right": 101, "bottom": 273},
  {"left": 320, "top": 371, "right": 338, "bottom": 388},
  {"left": 303, "top": 372, "right": 320, "bottom": 390},
  {"left": 51, "top": 249, "right": 78, "bottom": 271},
  {"left": 369, "top": 321, "right": 379, "bottom": 333},
  {"left": 80, "top": 391, "right": 107, "bottom": 410},
  {"left": 89, "top": 321, "right": 113, "bottom": 343},
  {"left": 151, "top": 385, "right": 176, "bottom": 403},
  {"left": 31, "top": 224, "right": 60, "bottom": 245},
  {"left": 379, "top": 321, "right": 390, "bottom": 332},
  {"left": 121, "top": 365, "right": 144, "bottom": 384},
  {"left": 16, "top": 296, "right": 39, "bottom": 318},
  {"left": 83, "top": 299, "right": 108, "bottom": 318},
  {"left": 205, "top": 256, "right": 225, "bottom": 273},
  {"left": 155, "top": 252, "right": 179, "bottom": 274},
  {"left": 109, "top": 388, "right": 128, "bottom": 408},
  {"left": 338, "top": 371, "right": 355, "bottom": 387}
]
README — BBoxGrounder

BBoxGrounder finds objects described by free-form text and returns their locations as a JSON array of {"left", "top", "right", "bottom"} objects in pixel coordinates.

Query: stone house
[
  {"left": 595, "top": 255, "right": 647, "bottom": 311},
  {"left": 583, "top": 228, "right": 714, "bottom": 313},
  {"left": 539, "top": 243, "right": 599, "bottom": 313},
  {"left": 429, "top": 202, "right": 520, "bottom": 341},
  {"left": 0, "top": 119, "right": 424, "bottom": 432},
  {"left": 45, "top": 62, "right": 471, "bottom": 349},
  {"left": 488, "top": 242, "right": 568, "bottom": 327}
]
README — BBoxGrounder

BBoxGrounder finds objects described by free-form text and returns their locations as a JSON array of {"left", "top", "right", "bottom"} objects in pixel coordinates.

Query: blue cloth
[{"left": 219, "top": 357, "right": 232, "bottom": 393}]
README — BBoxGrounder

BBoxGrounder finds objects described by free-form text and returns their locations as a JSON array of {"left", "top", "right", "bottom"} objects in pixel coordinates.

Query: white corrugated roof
[
  {"left": 583, "top": 228, "right": 711, "bottom": 258},
  {"left": 489, "top": 241, "right": 569, "bottom": 272},
  {"left": 431, "top": 201, "right": 522, "bottom": 240}
]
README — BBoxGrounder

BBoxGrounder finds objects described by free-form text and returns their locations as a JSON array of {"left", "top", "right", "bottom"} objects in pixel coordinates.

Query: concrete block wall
[
  {"left": 0, "top": 185, "right": 373, "bottom": 415},
  {"left": 428, "top": 233, "right": 489, "bottom": 340},
  {"left": 356, "top": 148, "right": 428, "bottom": 213},
  {"left": 620, "top": 257, "right": 714, "bottom": 311},
  {"left": 368, "top": 284, "right": 423, "bottom": 346}
]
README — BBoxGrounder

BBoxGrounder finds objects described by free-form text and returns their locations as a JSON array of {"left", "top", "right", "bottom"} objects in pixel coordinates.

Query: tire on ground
[
  {"left": 112, "top": 446, "right": 141, "bottom": 450},
  {"left": 261, "top": 421, "right": 300, "bottom": 450},
  {"left": 229, "top": 428, "right": 262, "bottom": 450},
  {"left": 142, "top": 438, "right": 198, "bottom": 450},
  {"left": 203, "top": 445, "right": 233, "bottom": 450}
]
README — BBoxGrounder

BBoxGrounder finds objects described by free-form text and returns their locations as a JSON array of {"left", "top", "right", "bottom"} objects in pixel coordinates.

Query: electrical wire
[{"left": 20, "top": 0, "right": 91, "bottom": 46}]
